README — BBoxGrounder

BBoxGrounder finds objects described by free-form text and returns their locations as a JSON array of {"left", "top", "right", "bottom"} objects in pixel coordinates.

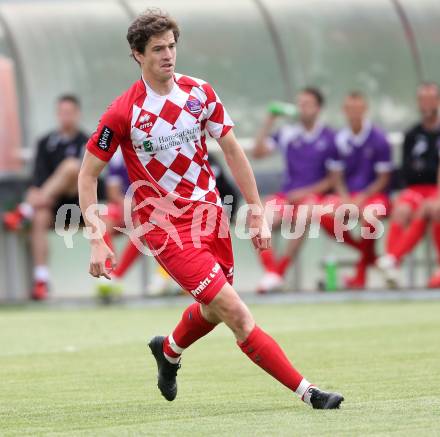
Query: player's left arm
[{"left": 217, "top": 130, "right": 271, "bottom": 250}]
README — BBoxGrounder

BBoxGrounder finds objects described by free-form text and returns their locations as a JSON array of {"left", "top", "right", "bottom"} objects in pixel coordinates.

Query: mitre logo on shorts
[
  {"left": 97, "top": 126, "right": 113, "bottom": 151},
  {"left": 186, "top": 98, "right": 202, "bottom": 115}
]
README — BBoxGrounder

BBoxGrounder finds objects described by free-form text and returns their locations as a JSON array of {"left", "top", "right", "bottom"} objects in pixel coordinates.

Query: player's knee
[
  {"left": 59, "top": 158, "right": 81, "bottom": 178},
  {"left": 391, "top": 204, "right": 412, "bottom": 226},
  {"left": 200, "top": 303, "right": 222, "bottom": 325},
  {"left": 224, "top": 303, "right": 255, "bottom": 340},
  {"left": 423, "top": 201, "right": 440, "bottom": 221}
]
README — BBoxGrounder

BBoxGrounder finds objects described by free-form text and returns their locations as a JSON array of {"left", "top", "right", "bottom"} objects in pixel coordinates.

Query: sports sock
[
  {"left": 348, "top": 235, "right": 376, "bottom": 286},
  {"left": 386, "top": 221, "right": 404, "bottom": 254},
  {"left": 162, "top": 303, "right": 217, "bottom": 364},
  {"left": 432, "top": 222, "right": 440, "bottom": 264},
  {"left": 320, "top": 214, "right": 362, "bottom": 250},
  {"left": 259, "top": 248, "right": 277, "bottom": 272},
  {"left": 34, "top": 265, "right": 49, "bottom": 283},
  {"left": 391, "top": 218, "right": 427, "bottom": 261},
  {"left": 238, "top": 325, "right": 314, "bottom": 405},
  {"left": 112, "top": 240, "right": 141, "bottom": 278},
  {"left": 277, "top": 255, "right": 291, "bottom": 276},
  {"left": 18, "top": 202, "right": 34, "bottom": 219}
]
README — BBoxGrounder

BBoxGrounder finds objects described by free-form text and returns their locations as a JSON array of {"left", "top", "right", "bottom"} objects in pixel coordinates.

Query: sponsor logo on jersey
[
  {"left": 186, "top": 98, "right": 202, "bottom": 115},
  {"left": 139, "top": 114, "right": 150, "bottom": 124},
  {"left": 143, "top": 139, "right": 154, "bottom": 153},
  {"left": 137, "top": 112, "right": 154, "bottom": 131},
  {"left": 98, "top": 126, "right": 113, "bottom": 151},
  {"left": 134, "top": 125, "right": 201, "bottom": 154}
]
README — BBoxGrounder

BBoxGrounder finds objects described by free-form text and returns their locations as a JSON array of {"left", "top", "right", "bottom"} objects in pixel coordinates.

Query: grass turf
[{"left": 0, "top": 301, "right": 439, "bottom": 436}]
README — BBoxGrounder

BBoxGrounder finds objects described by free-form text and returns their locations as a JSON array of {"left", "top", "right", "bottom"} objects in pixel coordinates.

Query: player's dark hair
[
  {"left": 347, "top": 90, "right": 367, "bottom": 100},
  {"left": 127, "top": 9, "right": 180, "bottom": 64},
  {"left": 57, "top": 94, "right": 81, "bottom": 108},
  {"left": 300, "top": 87, "right": 325, "bottom": 107}
]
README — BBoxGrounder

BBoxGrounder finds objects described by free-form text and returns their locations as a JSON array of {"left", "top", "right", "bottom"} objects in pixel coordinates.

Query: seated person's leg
[
  {"left": 3, "top": 158, "right": 81, "bottom": 230},
  {"left": 255, "top": 194, "right": 285, "bottom": 293},
  {"left": 319, "top": 195, "right": 363, "bottom": 251},
  {"left": 424, "top": 200, "right": 440, "bottom": 287},
  {"left": 30, "top": 207, "right": 53, "bottom": 300},
  {"left": 345, "top": 194, "right": 389, "bottom": 289},
  {"left": 377, "top": 192, "right": 431, "bottom": 288},
  {"left": 385, "top": 189, "right": 416, "bottom": 256},
  {"left": 39, "top": 157, "right": 81, "bottom": 204},
  {"left": 276, "top": 197, "right": 318, "bottom": 278}
]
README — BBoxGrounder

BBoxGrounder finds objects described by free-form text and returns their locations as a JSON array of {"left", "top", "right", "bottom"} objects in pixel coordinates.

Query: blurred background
[{"left": 0, "top": 0, "right": 439, "bottom": 301}]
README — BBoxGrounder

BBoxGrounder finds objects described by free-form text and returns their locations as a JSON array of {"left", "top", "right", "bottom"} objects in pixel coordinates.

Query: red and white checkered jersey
[{"left": 86, "top": 73, "right": 234, "bottom": 221}]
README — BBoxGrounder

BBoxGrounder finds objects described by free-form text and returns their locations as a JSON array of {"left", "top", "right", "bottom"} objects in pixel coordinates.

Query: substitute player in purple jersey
[
  {"left": 253, "top": 88, "right": 337, "bottom": 293},
  {"left": 321, "top": 92, "right": 392, "bottom": 289},
  {"left": 78, "top": 10, "right": 343, "bottom": 409}
]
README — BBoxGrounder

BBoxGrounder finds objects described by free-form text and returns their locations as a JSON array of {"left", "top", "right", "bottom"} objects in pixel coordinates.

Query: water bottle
[
  {"left": 267, "top": 101, "right": 298, "bottom": 118},
  {"left": 324, "top": 255, "right": 338, "bottom": 292}
]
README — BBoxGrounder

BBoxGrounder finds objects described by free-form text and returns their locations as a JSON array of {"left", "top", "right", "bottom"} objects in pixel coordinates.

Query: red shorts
[
  {"left": 265, "top": 192, "right": 324, "bottom": 222},
  {"left": 322, "top": 192, "right": 390, "bottom": 216},
  {"left": 394, "top": 184, "right": 438, "bottom": 212},
  {"left": 144, "top": 208, "right": 234, "bottom": 305}
]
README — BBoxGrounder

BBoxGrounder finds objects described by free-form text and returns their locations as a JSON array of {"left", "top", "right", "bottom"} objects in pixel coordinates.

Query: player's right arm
[
  {"left": 78, "top": 102, "right": 125, "bottom": 279},
  {"left": 78, "top": 151, "right": 116, "bottom": 279}
]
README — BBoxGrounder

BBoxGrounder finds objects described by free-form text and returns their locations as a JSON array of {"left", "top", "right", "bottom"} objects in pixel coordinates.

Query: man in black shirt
[
  {"left": 377, "top": 82, "right": 440, "bottom": 287},
  {"left": 3, "top": 95, "right": 88, "bottom": 299}
]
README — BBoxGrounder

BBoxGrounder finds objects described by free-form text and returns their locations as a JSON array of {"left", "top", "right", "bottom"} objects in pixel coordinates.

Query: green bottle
[
  {"left": 267, "top": 101, "right": 298, "bottom": 118},
  {"left": 324, "top": 256, "right": 338, "bottom": 292}
]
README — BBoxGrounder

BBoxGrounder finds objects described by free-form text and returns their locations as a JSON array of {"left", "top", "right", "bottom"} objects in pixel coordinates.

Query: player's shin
[
  {"left": 163, "top": 302, "right": 217, "bottom": 363},
  {"left": 237, "top": 325, "right": 315, "bottom": 405}
]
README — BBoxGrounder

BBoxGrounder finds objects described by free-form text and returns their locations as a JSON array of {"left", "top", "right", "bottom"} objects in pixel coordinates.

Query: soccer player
[
  {"left": 97, "top": 150, "right": 240, "bottom": 299},
  {"left": 376, "top": 82, "right": 440, "bottom": 287},
  {"left": 96, "top": 148, "right": 174, "bottom": 299},
  {"left": 78, "top": 10, "right": 343, "bottom": 409},
  {"left": 3, "top": 95, "right": 87, "bottom": 300},
  {"left": 321, "top": 92, "right": 392, "bottom": 288},
  {"left": 253, "top": 88, "right": 337, "bottom": 293}
]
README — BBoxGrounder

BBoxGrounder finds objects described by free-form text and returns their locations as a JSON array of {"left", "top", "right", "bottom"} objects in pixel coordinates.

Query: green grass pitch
[{"left": 0, "top": 301, "right": 439, "bottom": 436}]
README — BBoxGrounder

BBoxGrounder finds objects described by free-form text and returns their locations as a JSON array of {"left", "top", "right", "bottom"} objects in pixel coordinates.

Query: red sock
[
  {"left": 391, "top": 218, "right": 427, "bottom": 261},
  {"left": 259, "top": 249, "right": 277, "bottom": 272},
  {"left": 320, "top": 214, "right": 362, "bottom": 250},
  {"left": 163, "top": 303, "right": 217, "bottom": 363},
  {"left": 386, "top": 221, "right": 404, "bottom": 254},
  {"left": 113, "top": 240, "right": 141, "bottom": 278},
  {"left": 432, "top": 222, "right": 440, "bottom": 264},
  {"left": 238, "top": 326, "right": 308, "bottom": 394},
  {"left": 277, "top": 256, "right": 291, "bottom": 276},
  {"left": 348, "top": 235, "right": 376, "bottom": 287}
]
